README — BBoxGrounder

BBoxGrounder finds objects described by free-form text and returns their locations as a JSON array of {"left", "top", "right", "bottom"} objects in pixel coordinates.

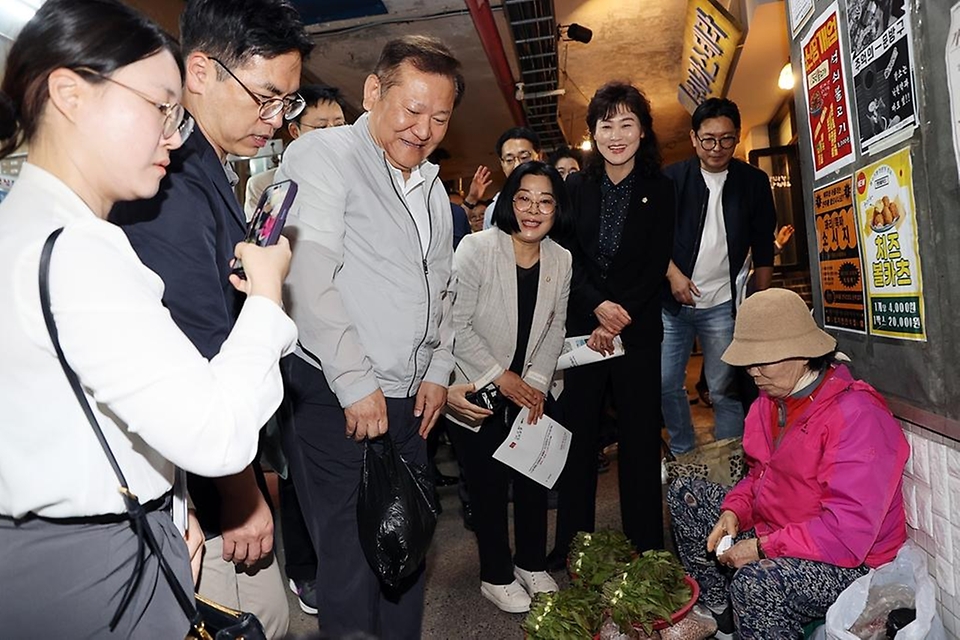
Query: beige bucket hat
[{"left": 721, "top": 288, "right": 837, "bottom": 367}]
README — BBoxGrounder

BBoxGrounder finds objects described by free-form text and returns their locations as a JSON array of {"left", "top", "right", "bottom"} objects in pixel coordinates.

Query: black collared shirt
[{"left": 597, "top": 171, "right": 635, "bottom": 273}]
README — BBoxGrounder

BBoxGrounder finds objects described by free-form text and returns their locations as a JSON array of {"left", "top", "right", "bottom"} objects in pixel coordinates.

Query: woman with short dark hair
[
  {"left": 445, "top": 161, "right": 572, "bottom": 613},
  {"left": 549, "top": 82, "right": 676, "bottom": 566},
  {"left": 0, "top": 1, "right": 295, "bottom": 636}
]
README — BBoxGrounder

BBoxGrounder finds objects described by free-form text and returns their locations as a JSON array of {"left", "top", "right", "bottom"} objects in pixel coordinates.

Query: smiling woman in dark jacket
[{"left": 549, "top": 82, "right": 675, "bottom": 565}]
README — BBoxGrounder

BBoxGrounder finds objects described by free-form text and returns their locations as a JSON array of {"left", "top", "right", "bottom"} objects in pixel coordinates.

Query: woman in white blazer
[{"left": 445, "top": 161, "right": 572, "bottom": 614}]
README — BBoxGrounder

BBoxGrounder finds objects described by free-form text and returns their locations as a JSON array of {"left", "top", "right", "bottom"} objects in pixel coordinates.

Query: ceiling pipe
[{"left": 464, "top": 0, "right": 527, "bottom": 127}]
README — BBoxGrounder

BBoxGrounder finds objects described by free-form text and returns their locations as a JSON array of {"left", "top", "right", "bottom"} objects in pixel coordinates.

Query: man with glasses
[
  {"left": 660, "top": 98, "right": 777, "bottom": 458},
  {"left": 110, "top": 1, "right": 312, "bottom": 636},
  {"left": 461, "top": 126, "right": 540, "bottom": 230},
  {"left": 244, "top": 85, "right": 347, "bottom": 220}
]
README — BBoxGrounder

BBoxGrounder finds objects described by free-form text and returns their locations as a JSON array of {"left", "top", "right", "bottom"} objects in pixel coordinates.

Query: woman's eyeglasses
[
  {"left": 513, "top": 193, "right": 556, "bottom": 215},
  {"left": 75, "top": 67, "right": 193, "bottom": 142},
  {"left": 211, "top": 57, "right": 305, "bottom": 121}
]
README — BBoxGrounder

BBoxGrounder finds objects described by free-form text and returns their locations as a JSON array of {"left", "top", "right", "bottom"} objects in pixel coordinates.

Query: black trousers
[
  {"left": 280, "top": 474, "right": 317, "bottom": 583},
  {"left": 554, "top": 345, "right": 664, "bottom": 555},
  {"left": 446, "top": 409, "right": 548, "bottom": 585},
  {"left": 281, "top": 356, "right": 426, "bottom": 639}
]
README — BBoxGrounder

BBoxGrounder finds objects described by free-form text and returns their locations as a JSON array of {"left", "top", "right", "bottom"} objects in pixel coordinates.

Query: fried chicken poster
[
  {"left": 853, "top": 147, "right": 926, "bottom": 341},
  {"left": 814, "top": 177, "right": 867, "bottom": 333},
  {"left": 801, "top": 4, "right": 856, "bottom": 179}
]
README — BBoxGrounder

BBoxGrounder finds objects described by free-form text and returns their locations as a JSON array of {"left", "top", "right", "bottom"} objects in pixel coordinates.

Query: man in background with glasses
[
  {"left": 460, "top": 126, "right": 541, "bottom": 230},
  {"left": 660, "top": 98, "right": 777, "bottom": 461},
  {"left": 244, "top": 85, "right": 347, "bottom": 221},
  {"left": 110, "top": 1, "right": 313, "bottom": 637}
]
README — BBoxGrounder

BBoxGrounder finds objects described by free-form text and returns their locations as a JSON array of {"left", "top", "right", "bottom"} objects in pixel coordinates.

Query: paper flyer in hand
[
  {"left": 556, "top": 334, "right": 625, "bottom": 370},
  {"left": 492, "top": 408, "right": 572, "bottom": 489}
]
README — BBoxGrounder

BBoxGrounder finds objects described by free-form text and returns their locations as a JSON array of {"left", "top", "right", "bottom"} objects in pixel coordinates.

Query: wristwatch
[{"left": 463, "top": 200, "right": 478, "bottom": 209}]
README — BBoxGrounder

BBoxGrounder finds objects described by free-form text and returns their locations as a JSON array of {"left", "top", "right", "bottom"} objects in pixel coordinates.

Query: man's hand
[
  {"left": 706, "top": 509, "right": 740, "bottom": 553},
  {"left": 217, "top": 469, "right": 274, "bottom": 567},
  {"left": 587, "top": 326, "right": 617, "bottom": 356},
  {"left": 345, "top": 388, "right": 388, "bottom": 441},
  {"left": 775, "top": 224, "right": 795, "bottom": 250},
  {"left": 495, "top": 371, "right": 542, "bottom": 411},
  {"left": 719, "top": 538, "right": 761, "bottom": 569},
  {"left": 666, "top": 262, "right": 700, "bottom": 306},
  {"left": 416, "top": 381, "right": 447, "bottom": 438},
  {"left": 446, "top": 383, "right": 495, "bottom": 422},
  {"left": 467, "top": 165, "right": 492, "bottom": 203},
  {"left": 593, "top": 300, "right": 632, "bottom": 334},
  {"left": 184, "top": 509, "right": 204, "bottom": 585}
]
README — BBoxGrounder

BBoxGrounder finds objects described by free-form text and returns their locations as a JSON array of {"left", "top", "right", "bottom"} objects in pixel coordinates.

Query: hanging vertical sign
[
  {"left": 801, "top": 4, "right": 856, "bottom": 179},
  {"left": 947, "top": 2, "right": 960, "bottom": 185},
  {"left": 676, "top": 0, "right": 744, "bottom": 114},
  {"left": 847, "top": 0, "right": 919, "bottom": 152},
  {"left": 853, "top": 147, "right": 925, "bottom": 341},
  {"left": 814, "top": 177, "right": 867, "bottom": 333}
]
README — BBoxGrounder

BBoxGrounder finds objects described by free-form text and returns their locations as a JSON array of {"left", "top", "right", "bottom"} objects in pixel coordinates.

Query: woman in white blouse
[
  {"left": 0, "top": 1, "right": 295, "bottom": 637},
  {"left": 445, "top": 161, "right": 572, "bottom": 614}
]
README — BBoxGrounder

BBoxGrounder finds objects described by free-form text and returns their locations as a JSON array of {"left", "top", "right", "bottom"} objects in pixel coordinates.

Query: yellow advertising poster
[
  {"left": 677, "top": 0, "right": 743, "bottom": 114},
  {"left": 814, "top": 177, "right": 866, "bottom": 333},
  {"left": 853, "top": 147, "right": 925, "bottom": 340}
]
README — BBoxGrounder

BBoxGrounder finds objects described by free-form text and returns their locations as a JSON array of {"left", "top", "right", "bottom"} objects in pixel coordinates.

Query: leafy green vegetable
[
  {"left": 521, "top": 587, "right": 604, "bottom": 640},
  {"left": 567, "top": 530, "right": 635, "bottom": 588},
  {"left": 602, "top": 550, "right": 691, "bottom": 634}
]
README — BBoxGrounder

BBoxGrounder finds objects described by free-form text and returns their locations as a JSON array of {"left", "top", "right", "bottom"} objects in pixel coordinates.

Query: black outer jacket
[
  {"left": 560, "top": 168, "right": 676, "bottom": 349},
  {"left": 661, "top": 156, "right": 777, "bottom": 316}
]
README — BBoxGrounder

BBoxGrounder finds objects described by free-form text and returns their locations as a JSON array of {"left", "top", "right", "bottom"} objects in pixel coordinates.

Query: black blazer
[
  {"left": 109, "top": 127, "right": 257, "bottom": 538},
  {"left": 110, "top": 127, "right": 246, "bottom": 359},
  {"left": 561, "top": 168, "right": 675, "bottom": 348}
]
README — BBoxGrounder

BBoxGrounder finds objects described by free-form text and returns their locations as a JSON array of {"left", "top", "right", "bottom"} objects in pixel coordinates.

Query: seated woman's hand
[
  {"left": 446, "top": 383, "right": 494, "bottom": 422},
  {"left": 718, "top": 538, "right": 761, "bottom": 569},
  {"left": 707, "top": 509, "right": 740, "bottom": 553},
  {"left": 495, "top": 371, "right": 542, "bottom": 411}
]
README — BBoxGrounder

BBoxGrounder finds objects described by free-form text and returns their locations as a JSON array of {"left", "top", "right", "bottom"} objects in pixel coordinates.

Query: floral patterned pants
[{"left": 666, "top": 478, "right": 869, "bottom": 639}]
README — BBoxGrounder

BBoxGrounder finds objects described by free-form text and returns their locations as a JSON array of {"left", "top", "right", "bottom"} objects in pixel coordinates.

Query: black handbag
[{"left": 39, "top": 228, "right": 265, "bottom": 640}]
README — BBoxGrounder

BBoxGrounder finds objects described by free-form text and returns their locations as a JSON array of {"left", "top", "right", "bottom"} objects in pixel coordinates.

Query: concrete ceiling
[{"left": 114, "top": 0, "right": 791, "bottom": 188}]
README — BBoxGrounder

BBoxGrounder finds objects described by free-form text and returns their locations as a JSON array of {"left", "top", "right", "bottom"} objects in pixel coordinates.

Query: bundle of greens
[
  {"left": 567, "top": 530, "right": 635, "bottom": 588},
  {"left": 521, "top": 587, "right": 604, "bottom": 640},
  {"left": 602, "top": 550, "right": 692, "bottom": 634}
]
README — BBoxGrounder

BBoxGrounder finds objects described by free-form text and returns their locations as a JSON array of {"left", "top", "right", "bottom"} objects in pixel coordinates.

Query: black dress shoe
[
  {"left": 460, "top": 502, "right": 474, "bottom": 531},
  {"left": 434, "top": 472, "right": 459, "bottom": 487},
  {"left": 545, "top": 548, "right": 567, "bottom": 573}
]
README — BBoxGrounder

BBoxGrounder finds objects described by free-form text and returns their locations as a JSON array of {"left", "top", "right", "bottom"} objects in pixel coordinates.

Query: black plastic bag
[{"left": 357, "top": 434, "right": 439, "bottom": 587}]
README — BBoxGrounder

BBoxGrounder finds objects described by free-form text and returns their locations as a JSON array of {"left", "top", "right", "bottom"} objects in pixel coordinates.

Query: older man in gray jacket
[{"left": 276, "top": 36, "right": 463, "bottom": 638}]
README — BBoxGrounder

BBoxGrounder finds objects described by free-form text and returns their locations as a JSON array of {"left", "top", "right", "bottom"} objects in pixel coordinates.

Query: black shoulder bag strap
[{"left": 38, "top": 228, "right": 212, "bottom": 639}]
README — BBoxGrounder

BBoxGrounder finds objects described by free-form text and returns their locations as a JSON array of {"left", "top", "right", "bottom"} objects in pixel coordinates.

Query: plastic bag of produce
[{"left": 825, "top": 541, "right": 944, "bottom": 639}]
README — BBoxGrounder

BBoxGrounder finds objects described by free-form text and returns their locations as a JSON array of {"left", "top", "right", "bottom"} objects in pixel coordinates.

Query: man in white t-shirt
[{"left": 661, "top": 98, "right": 777, "bottom": 455}]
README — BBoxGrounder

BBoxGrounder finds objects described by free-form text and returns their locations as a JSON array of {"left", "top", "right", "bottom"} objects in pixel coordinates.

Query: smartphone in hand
[{"left": 232, "top": 179, "right": 298, "bottom": 279}]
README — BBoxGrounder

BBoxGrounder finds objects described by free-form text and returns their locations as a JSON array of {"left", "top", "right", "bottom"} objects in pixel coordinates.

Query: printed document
[{"left": 493, "top": 408, "right": 572, "bottom": 489}]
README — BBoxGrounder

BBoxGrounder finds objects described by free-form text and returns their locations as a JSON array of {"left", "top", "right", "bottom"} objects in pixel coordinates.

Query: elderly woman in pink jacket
[{"left": 667, "top": 289, "right": 909, "bottom": 639}]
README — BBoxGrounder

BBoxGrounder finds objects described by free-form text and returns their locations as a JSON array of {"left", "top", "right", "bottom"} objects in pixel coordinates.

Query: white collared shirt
[
  {"left": 0, "top": 163, "right": 297, "bottom": 518},
  {"left": 387, "top": 163, "right": 431, "bottom": 256}
]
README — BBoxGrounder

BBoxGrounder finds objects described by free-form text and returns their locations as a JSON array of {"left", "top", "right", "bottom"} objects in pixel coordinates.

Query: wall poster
[
  {"left": 847, "top": 0, "right": 919, "bottom": 152},
  {"left": 814, "top": 177, "right": 867, "bottom": 333},
  {"left": 788, "top": 0, "right": 814, "bottom": 37},
  {"left": 947, "top": 2, "right": 960, "bottom": 186},
  {"left": 853, "top": 147, "right": 926, "bottom": 341},
  {"left": 801, "top": 4, "right": 856, "bottom": 179}
]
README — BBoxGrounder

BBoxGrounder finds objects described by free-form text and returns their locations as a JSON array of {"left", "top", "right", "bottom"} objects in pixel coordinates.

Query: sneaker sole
[
  {"left": 479, "top": 586, "right": 530, "bottom": 614},
  {"left": 289, "top": 579, "right": 319, "bottom": 616}
]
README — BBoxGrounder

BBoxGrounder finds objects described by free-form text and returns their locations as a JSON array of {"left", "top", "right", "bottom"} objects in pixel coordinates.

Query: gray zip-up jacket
[{"left": 277, "top": 112, "right": 455, "bottom": 406}]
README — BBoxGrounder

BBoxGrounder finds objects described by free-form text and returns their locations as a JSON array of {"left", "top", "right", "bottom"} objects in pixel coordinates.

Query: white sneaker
[
  {"left": 513, "top": 567, "right": 559, "bottom": 596},
  {"left": 480, "top": 580, "right": 532, "bottom": 613}
]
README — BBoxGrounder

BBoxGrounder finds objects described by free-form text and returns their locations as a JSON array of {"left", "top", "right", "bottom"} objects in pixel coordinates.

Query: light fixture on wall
[
  {"left": 778, "top": 62, "right": 795, "bottom": 90},
  {"left": 558, "top": 23, "right": 593, "bottom": 44},
  {"left": 579, "top": 138, "right": 592, "bottom": 152}
]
